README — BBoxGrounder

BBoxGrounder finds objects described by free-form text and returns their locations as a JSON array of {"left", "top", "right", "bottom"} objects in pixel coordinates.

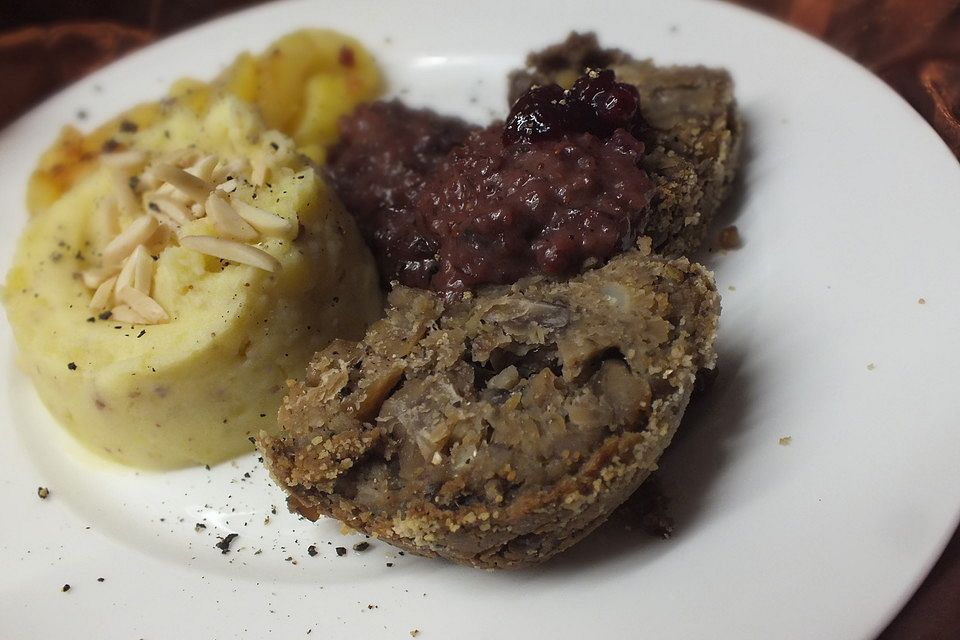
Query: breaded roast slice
[
  {"left": 508, "top": 32, "right": 742, "bottom": 256},
  {"left": 258, "top": 245, "right": 720, "bottom": 568}
]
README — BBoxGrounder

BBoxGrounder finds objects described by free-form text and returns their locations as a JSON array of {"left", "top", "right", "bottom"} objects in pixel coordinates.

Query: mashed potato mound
[{"left": 4, "top": 97, "right": 382, "bottom": 468}]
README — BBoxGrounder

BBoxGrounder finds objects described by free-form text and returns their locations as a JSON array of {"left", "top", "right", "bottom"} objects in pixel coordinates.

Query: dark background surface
[{"left": 1, "top": 1, "right": 958, "bottom": 638}]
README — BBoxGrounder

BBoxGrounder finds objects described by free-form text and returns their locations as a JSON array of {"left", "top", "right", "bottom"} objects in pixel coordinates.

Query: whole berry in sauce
[
  {"left": 502, "top": 68, "right": 645, "bottom": 145},
  {"left": 501, "top": 84, "right": 567, "bottom": 145}
]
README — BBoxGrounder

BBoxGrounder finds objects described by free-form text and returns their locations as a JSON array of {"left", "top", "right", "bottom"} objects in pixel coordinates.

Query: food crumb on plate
[
  {"left": 918, "top": 297, "right": 926, "bottom": 304},
  {"left": 410, "top": 630, "right": 420, "bottom": 637},
  {"left": 867, "top": 363, "right": 876, "bottom": 371},
  {"left": 779, "top": 436, "right": 792, "bottom": 446},
  {"left": 37, "top": 486, "right": 50, "bottom": 499},
  {"left": 61, "top": 584, "right": 71, "bottom": 592},
  {"left": 718, "top": 225, "right": 742, "bottom": 250},
  {"left": 215, "top": 533, "right": 238, "bottom": 554}
]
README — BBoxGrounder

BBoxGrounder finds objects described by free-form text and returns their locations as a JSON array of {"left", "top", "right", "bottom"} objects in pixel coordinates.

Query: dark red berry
[
  {"left": 502, "top": 84, "right": 567, "bottom": 145},
  {"left": 503, "top": 69, "right": 645, "bottom": 145}
]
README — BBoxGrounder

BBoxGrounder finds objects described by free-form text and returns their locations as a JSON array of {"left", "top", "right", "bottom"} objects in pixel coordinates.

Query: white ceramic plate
[{"left": 2, "top": 1, "right": 959, "bottom": 638}]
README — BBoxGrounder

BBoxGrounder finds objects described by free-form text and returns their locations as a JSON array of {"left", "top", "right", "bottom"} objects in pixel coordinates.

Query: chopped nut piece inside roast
[{"left": 258, "top": 247, "right": 719, "bottom": 568}]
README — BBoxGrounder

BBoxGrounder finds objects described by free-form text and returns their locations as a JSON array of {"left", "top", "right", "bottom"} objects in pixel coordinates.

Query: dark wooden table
[{"left": 1, "top": 1, "right": 958, "bottom": 637}]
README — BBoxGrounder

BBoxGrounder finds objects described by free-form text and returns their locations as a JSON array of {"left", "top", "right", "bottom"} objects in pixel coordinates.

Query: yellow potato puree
[{"left": 3, "top": 95, "right": 382, "bottom": 468}]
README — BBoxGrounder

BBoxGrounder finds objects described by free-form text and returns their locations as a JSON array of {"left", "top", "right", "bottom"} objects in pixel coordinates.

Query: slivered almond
[
  {"left": 118, "top": 287, "right": 168, "bottom": 324},
  {"left": 154, "top": 181, "right": 191, "bottom": 205},
  {"left": 164, "top": 148, "right": 200, "bottom": 168},
  {"left": 102, "top": 215, "right": 158, "bottom": 266},
  {"left": 148, "top": 210, "right": 183, "bottom": 236},
  {"left": 89, "top": 276, "right": 118, "bottom": 311},
  {"left": 101, "top": 150, "right": 147, "bottom": 169},
  {"left": 152, "top": 163, "right": 213, "bottom": 202},
  {"left": 81, "top": 267, "right": 119, "bottom": 289},
  {"left": 216, "top": 178, "right": 238, "bottom": 193},
  {"left": 115, "top": 252, "right": 136, "bottom": 294},
  {"left": 130, "top": 245, "right": 154, "bottom": 294},
  {"left": 205, "top": 193, "right": 258, "bottom": 241},
  {"left": 150, "top": 197, "right": 193, "bottom": 225},
  {"left": 211, "top": 158, "right": 250, "bottom": 183},
  {"left": 179, "top": 235, "right": 280, "bottom": 272},
  {"left": 110, "top": 303, "right": 149, "bottom": 325},
  {"left": 250, "top": 154, "right": 267, "bottom": 186},
  {"left": 231, "top": 198, "right": 297, "bottom": 238},
  {"left": 138, "top": 169, "right": 162, "bottom": 190},
  {"left": 112, "top": 171, "right": 141, "bottom": 218},
  {"left": 186, "top": 154, "right": 218, "bottom": 182}
]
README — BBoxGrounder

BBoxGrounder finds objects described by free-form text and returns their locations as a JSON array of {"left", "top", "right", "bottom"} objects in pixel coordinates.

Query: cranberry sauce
[{"left": 326, "top": 70, "right": 655, "bottom": 294}]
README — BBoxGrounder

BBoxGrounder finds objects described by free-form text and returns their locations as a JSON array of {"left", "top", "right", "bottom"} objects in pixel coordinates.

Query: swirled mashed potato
[{"left": 4, "top": 95, "right": 382, "bottom": 468}]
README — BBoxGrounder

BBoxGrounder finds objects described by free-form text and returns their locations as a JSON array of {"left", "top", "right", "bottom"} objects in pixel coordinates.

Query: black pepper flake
[
  {"left": 61, "top": 584, "right": 71, "bottom": 592},
  {"left": 269, "top": 142, "right": 279, "bottom": 151},
  {"left": 97, "top": 577, "right": 105, "bottom": 583},
  {"left": 386, "top": 562, "right": 393, "bottom": 567},
  {"left": 101, "top": 138, "right": 120, "bottom": 153},
  {"left": 335, "top": 546, "right": 347, "bottom": 557},
  {"left": 37, "top": 486, "right": 50, "bottom": 499},
  {"left": 215, "top": 533, "right": 239, "bottom": 554},
  {"left": 98, "top": 310, "right": 113, "bottom": 320},
  {"left": 86, "top": 317, "right": 95, "bottom": 323},
  {"left": 137, "top": 329, "right": 146, "bottom": 338},
  {"left": 148, "top": 202, "right": 160, "bottom": 212},
  {"left": 128, "top": 175, "right": 140, "bottom": 191},
  {"left": 307, "top": 545, "right": 318, "bottom": 557},
  {"left": 67, "top": 362, "right": 77, "bottom": 371},
  {"left": 119, "top": 120, "right": 138, "bottom": 133},
  {"left": 352, "top": 541, "right": 370, "bottom": 552}
]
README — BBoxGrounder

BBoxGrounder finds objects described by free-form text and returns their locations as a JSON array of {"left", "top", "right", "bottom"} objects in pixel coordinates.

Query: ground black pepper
[
  {"left": 307, "top": 545, "right": 318, "bottom": 557},
  {"left": 67, "top": 362, "right": 77, "bottom": 370},
  {"left": 352, "top": 541, "right": 370, "bottom": 552},
  {"left": 335, "top": 546, "right": 347, "bottom": 557}
]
